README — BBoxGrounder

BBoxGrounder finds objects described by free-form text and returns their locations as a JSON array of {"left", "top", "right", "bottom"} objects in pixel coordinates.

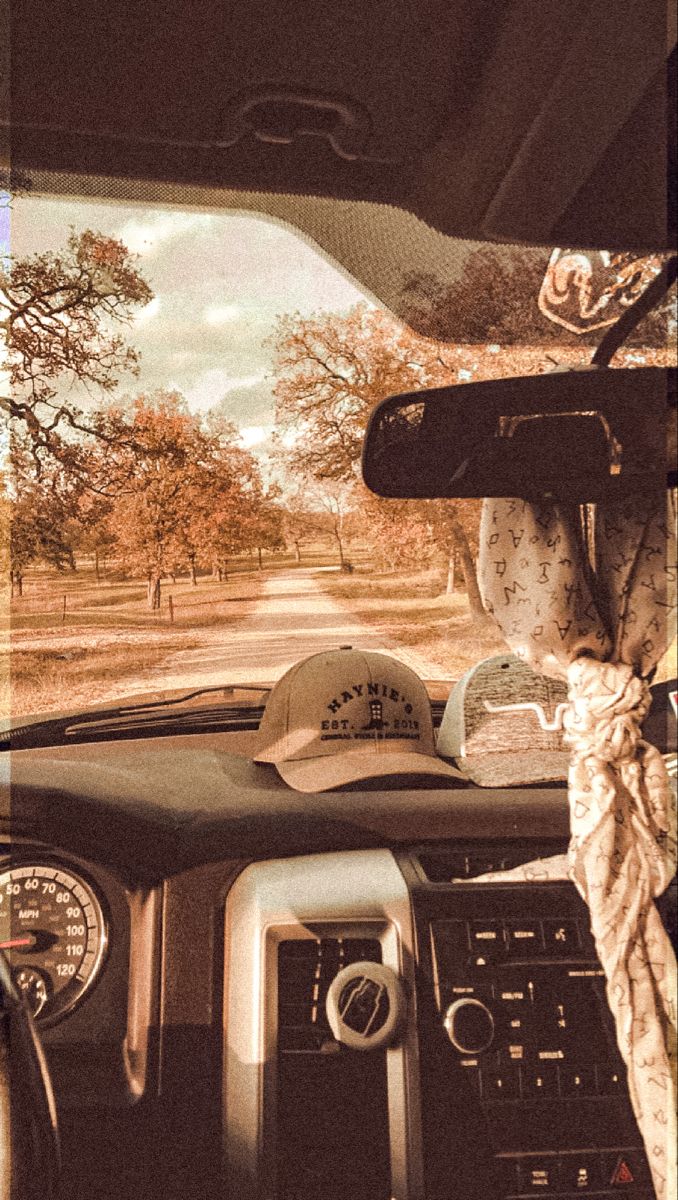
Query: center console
[
  {"left": 223, "top": 844, "right": 669, "bottom": 1199},
  {"left": 400, "top": 846, "right": 658, "bottom": 1200}
]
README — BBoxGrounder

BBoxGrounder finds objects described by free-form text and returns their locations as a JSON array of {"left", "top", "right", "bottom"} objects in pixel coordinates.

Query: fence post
[
  {"left": 62, "top": 594, "right": 67, "bottom": 624},
  {"left": 168, "top": 594, "right": 174, "bottom": 624}
]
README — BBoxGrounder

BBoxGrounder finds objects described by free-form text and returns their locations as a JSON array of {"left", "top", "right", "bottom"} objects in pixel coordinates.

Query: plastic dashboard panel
[
  {"left": 223, "top": 849, "right": 424, "bottom": 1200},
  {"left": 221, "top": 844, "right": 673, "bottom": 1200}
]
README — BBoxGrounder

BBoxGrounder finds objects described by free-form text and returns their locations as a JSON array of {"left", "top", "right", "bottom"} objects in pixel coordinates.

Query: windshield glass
[{"left": 2, "top": 194, "right": 676, "bottom": 717}]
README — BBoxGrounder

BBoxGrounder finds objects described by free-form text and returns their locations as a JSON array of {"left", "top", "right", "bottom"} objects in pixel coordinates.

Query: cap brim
[
  {"left": 275, "top": 750, "right": 465, "bottom": 793},
  {"left": 455, "top": 750, "right": 570, "bottom": 787}
]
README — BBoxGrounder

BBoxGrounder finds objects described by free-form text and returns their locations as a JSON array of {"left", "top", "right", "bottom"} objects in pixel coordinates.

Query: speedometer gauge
[{"left": 0, "top": 862, "right": 107, "bottom": 1023}]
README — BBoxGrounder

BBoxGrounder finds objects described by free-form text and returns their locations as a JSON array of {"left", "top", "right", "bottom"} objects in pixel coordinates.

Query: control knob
[{"left": 444, "top": 998, "right": 495, "bottom": 1053}]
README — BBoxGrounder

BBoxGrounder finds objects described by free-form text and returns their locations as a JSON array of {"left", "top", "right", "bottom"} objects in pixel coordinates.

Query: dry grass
[
  {"left": 3, "top": 639, "right": 199, "bottom": 718},
  {"left": 0, "top": 561, "right": 274, "bottom": 718},
  {"left": 323, "top": 566, "right": 677, "bottom": 684},
  {"left": 321, "top": 567, "right": 506, "bottom": 680}
]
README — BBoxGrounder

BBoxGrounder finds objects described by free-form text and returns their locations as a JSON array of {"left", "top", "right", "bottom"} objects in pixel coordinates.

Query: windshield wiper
[
  {"left": 0, "top": 686, "right": 273, "bottom": 751},
  {"left": 117, "top": 684, "right": 272, "bottom": 713}
]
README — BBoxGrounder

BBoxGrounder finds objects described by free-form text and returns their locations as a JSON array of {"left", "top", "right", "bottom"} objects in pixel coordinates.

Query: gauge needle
[{"left": 0, "top": 934, "right": 37, "bottom": 951}]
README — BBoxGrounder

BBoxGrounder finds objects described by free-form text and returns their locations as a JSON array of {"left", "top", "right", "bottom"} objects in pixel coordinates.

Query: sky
[{"left": 8, "top": 195, "right": 370, "bottom": 452}]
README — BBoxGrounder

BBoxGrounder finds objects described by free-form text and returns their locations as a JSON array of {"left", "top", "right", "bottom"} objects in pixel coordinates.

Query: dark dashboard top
[{"left": 1, "top": 730, "right": 571, "bottom": 883}]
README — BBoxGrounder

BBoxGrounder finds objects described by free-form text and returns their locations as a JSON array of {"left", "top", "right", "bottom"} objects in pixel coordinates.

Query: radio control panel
[{"left": 399, "top": 862, "right": 665, "bottom": 1200}]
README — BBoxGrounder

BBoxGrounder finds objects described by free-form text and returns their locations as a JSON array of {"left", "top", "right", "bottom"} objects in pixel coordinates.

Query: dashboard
[{"left": 1, "top": 730, "right": 674, "bottom": 1199}]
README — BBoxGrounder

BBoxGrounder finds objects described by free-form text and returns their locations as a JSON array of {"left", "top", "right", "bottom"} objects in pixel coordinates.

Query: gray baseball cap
[{"left": 437, "top": 653, "right": 571, "bottom": 786}]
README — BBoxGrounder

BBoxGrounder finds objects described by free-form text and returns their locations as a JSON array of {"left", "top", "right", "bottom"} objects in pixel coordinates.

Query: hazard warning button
[{"left": 604, "top": 1149, "right": 649, "bottom": 1188}]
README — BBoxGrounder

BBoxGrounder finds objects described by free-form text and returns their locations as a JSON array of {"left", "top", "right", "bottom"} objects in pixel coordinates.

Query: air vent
[
  {"left": 278, "top": 937, "right": 381, "bottom": 1053},
  {"left": 416, "top": 841, "right": 568, "bottom": 883},
  {"left": 277, "top": 935, "right": 391, "bottom": 1198}
]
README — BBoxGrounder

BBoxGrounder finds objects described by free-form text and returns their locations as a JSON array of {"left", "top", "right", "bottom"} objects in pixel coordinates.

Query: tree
[
  {"left": 244, "top": 489, "right": 285, "bottom": 571},
  {"left": 299, "top": 480, "right": 355, "bottom": 570},
  {"left": 271, "top": 304, "right": 499, "bottom": 607},
  {"left": 3, "top": 460, "right": 82, "bottom": 596},
  {"left": 104, "top": 391, "right": 267, "bottom": 608},
  {"left": 178, "top": 445, "right": 264, "bottom": 583},
  {"left": 354, "top": 488, "right": 486, "bottom": 615},
  {"left": 271, "top": 304, "right": 458, "bottom": 483},
  {"left": 280, "top": 504, "right": 333, "bottom": 565},
  {"left": 104, "top": 392, "right": 203, "bottom": 608},
  {"left": 398, "top": 245, "right": 676, "bottom": 348},
  {"left": 1, "top": 229, "right": 152, "bottom": 468},
  {"left": 69, "top": 494, "right": 117, "bottom": 581}
]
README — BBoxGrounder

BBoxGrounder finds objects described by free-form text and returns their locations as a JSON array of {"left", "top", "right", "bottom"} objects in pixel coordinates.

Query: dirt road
[{"left": 122, "top": 568, "right": 451, "bottom": 697}]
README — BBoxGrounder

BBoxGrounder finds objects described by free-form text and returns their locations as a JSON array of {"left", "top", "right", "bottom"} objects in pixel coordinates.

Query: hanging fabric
[{"left": 478, "top": 490, "right": 677, "bottom": 1200}]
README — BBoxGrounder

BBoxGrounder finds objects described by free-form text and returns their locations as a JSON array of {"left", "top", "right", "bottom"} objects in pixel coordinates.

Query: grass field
[
  {"left": 319, "top": 566, "right": 507, "bottom": 681},
  {"left": 1, "top": 556, "right": 280, "bottom": 717},
  {"left": 321, "top": 566, "right": 677, "bottom": 686},
  {"left": 3, "top": 553, "right": 674, "bottom": 719}
]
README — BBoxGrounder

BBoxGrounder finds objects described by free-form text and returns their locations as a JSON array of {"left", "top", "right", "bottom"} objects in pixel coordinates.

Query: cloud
[
  {"left": 239, "top": 424, "right": 274, "bottom": 449},
  {"left": 116, "top": 211, "right": 214, "bottom": 258},
  {"left": 184, "top": 371, "right": 272, "bottom": 417},
  {"left": 10, "top": 196, "right": 372, "bottom": 431},
  {"left": 204, "top": 302, "right": 241, "bottom": 325},
  {"left": 210, "top": 377, "right": 274, "bottom": 424},
  {"left": 134, "top": 296, "right": 161, "bottom": 325}
]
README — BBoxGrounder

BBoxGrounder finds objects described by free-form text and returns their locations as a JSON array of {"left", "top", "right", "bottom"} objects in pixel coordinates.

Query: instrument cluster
[{"left": 0, "top": 857, "right": 108, "bottom": 1024}]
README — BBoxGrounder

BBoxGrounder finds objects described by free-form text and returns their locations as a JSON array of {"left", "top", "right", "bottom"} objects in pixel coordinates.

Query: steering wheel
[{"left": 0, "top": 951, "right": 60, "bottom": 1200}]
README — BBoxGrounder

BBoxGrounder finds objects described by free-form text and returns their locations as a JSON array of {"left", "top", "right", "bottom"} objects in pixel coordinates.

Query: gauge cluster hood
[{"left": 7, "top": 0, "right": 675, "bottom": 256}]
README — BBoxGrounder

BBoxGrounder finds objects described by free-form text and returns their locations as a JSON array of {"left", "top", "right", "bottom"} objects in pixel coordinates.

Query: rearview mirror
[{"left": 361, "top": 367, "right": 675, "bottom": 501}]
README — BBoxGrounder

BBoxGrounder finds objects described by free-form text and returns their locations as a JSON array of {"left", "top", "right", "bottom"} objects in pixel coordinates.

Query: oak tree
[
  {"left": 1, "top": 229, "right": 153, "bottom": 468},
  {"left": 104, "top": 391, "right": 268, "bottom": 608},
  {"left": 271, "top": 304, "right": 494, "bottom": 609}
]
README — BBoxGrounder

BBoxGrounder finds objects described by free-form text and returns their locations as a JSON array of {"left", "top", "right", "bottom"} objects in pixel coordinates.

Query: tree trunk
[
  {"left": 221, "top": 559, "right": 229, "bottom": 581},
  {"left": 447, "top": 514, "right": 486, "bottom": 619},
  {"left": 94, "top": 549, "right": 101, "bottom": 583},
  {"left": 334, "top": 529, "right": 346, "bottom": 569},
  {"left": 445, "top": 552, "right": 457, "bottom": 595},
  {"left": 10, "top": 571, "right": 23, "bottom": 598},
  {"left": 257, "top": 547, "right": 263, "bottom": 571},
  {"left": 294, "top": 540, "right": 301, "bottom": 565},
  {"left": 189, "top": 554, "right": 198, "bottom": 586},
  {"left": 147, "top": 572, "right": 161, "bottom": 611}
]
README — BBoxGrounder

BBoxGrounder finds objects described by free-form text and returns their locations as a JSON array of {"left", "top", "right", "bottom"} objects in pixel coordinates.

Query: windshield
[{"left": 2, "top": 193, "right": 676, "bottom": 718}]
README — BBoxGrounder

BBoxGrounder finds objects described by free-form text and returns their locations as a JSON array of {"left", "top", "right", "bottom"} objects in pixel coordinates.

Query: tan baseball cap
[{"left": 255, "top": 647, "right": 463, "bottom": 793}]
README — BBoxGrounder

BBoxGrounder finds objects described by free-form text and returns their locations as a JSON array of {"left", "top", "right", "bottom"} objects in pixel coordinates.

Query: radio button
[
  {"left": 506, "top": 920, "right": 544, "bottom": 957},
  {"left": 470, "top": 921, "right": 506, "bottom": 962},
  {"left": 543, "top": 919, "right": 580, "bottom": 957},
  {"left": 521, "top": 1063, "right": 560, "bottom": 1098},
  {"left": 498, "top": 1043, "right": 527, "bottom": 1065},
  {"left": 597, "top": 1063, "right": 626, "bottom": 1095},
  {"left": 559, "top": 1064, "right": 598, "bottom": 1096},
  {"left": 481, "top": 1063, "right": 521, "bottom": 1101},
  {"left": 518, "top": 1156, "right": 559, "bottom": 1192},
  {"left": 559, "top": 1152, "right": 601, "bottom": 1192},
  {"left": 458, "top": 1059, "right": 482, "bottom": 1097}
]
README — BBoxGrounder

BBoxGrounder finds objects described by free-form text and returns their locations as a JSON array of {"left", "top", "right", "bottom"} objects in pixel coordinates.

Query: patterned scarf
[{"left": 478, "top": 492, "right": 677, "bottom": 1200}]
